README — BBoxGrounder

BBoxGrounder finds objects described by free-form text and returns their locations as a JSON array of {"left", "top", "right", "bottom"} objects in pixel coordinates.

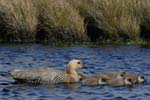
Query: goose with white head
[{"left": 10, "top": 59, "right": 86, "bottom": 84}]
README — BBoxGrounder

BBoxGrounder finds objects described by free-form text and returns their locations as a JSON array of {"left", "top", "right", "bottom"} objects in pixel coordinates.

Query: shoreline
[
  {"left": 0, "top": 0, "right": 149, "bottom": 44},
  {"left": 0, "top": 40, "right": 149, "bottom": 47}
]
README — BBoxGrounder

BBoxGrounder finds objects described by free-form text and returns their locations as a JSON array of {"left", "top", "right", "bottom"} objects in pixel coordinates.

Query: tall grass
[
  {"left": 36, "top": 0, "right": 86, "bottom": 42},
  {"left": 0, "top": 0, "right": 149, "bottom": 43},
  {"left": 140, "top": 0, "right": 150, "bottom": 41},
  {"left": 0, "top": 0, "right": 37, "bottom": 42},
  {"left": 77, "top": 0, "right": 143, "bottom": 41}
]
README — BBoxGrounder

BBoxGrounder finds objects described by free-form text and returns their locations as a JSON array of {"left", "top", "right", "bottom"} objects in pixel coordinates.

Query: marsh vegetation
[{"left": 0, "top": 0, "right": 149, "bottom": 44}]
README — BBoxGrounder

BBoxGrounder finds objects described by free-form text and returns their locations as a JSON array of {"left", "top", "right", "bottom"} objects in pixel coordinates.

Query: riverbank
[{"left": 0, "top": 0, "right": 150, "bottom": 44}]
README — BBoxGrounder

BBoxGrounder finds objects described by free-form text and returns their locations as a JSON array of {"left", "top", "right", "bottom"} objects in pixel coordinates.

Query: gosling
[
  {"left": 9, "top": 59, "right": 86, "bottom": 84},
  {"left": 93, "top": 70, "right": 126, "bottom": 80},
  {"left": 81, "top": 75, "right": 133, "bottom": 87},
  {"left": 107, "top": 78, "right": 133, "bottom": 87},
  {"left": 124, "top": 73, "right": 146, "bottom": 84},
  {"left": 81, "top": 76, "right": 107, "bottom": 86}
]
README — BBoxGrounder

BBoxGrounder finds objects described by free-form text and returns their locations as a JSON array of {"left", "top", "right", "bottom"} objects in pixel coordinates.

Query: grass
[
  {"left": 0, "top": 0, "right": 149, "bottom": 45},
  {"left": 140, "top": 0, "right": 150, "bottom": 41},
  {"left": 76, "top": 0, "right": 143, "bottom": 41},
  {"left": 0, "top": 0, "right": 38, "bottom": 42},
  {"left": 35, "top": 0, "right": 86, "bottom": 43}
]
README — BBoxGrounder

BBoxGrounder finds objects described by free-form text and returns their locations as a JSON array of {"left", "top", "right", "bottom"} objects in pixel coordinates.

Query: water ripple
[{"left": 0, "top": 44, "right": 150, "bottom": 100}]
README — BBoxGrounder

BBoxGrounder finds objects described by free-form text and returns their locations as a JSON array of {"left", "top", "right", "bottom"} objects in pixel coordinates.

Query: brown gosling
[
  {"left": 10, "top": 59, "right": 86, "bottom": 84},
  {"left": 93, "top": 70, "right": 126, "bottom": 80},
  {"left": 81, "top": 76, "right": 107, "bottom": 86},
  {"left": 124, "top": 73, "right": 146, "bottom": 84},
  {"left": 107, "top": 78, "right": 133, "bottom": 87}
]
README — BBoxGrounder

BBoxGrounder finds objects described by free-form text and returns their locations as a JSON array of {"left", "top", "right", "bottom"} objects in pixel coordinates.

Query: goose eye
[{"left": 77, "top": 62, "right": 81, "bottom": 64}]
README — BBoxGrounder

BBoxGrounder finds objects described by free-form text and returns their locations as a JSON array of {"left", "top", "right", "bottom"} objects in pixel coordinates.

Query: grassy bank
[{"left": 0, "top": 0, "right": 150, "bottom": 44}]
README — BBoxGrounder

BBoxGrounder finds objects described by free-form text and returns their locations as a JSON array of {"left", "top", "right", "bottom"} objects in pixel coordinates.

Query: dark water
[{"left": 0, "top": 44, "right": 150, "bottom": 100}]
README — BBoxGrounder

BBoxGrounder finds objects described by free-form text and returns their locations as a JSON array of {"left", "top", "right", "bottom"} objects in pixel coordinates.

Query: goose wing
[{"left": 10, "top": 68, "right": 66, "bottom": 84}]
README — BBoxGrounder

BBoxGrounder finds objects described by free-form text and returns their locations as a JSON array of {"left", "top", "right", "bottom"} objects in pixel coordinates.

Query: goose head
[
  {"left": 116, "top": 71, "right": 126, "bottom": 79},
  {"left": 67, "top": 59, "right": 84, "bottom": 72},
  {"left": 65, "top": 59, "right": 85, "bottom": 83},
  {"left": 98, "top": 77, "right": 107, "bottom": 85},
  {"left": 138, "top": 75, "right": 145, "bottom": 84},
  {"left": 124, "top": 78, "right": 133, "bottom": 86}
]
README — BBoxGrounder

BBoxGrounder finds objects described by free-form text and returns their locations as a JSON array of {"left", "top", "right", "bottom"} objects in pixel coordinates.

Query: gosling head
[
  {"left": 138, "top": 75, "right": 145, "bottom": 84},
  {"left": 117, "top": 71, "right": 126, "bottom": 79},
  {"left": 67, "top": 59, "right": 84, "bottom": 70},
  {"left": 124, "top": 78, "right": 133, "bottom": 86},
  {"left": 98, "top": 78, "right": 107, "bottom": 85}
]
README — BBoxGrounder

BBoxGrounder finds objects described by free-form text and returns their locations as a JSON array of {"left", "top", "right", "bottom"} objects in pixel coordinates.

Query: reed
[
  {"left": 140, "top": 0, "right": 150, "bottom": 41},
  {"left": 0, "top": 0, "right": 149, "bottom": 44},
  {"left": 0, "top": 0, "right": 38, "bottom": 42},
  {"left": 35, "top": 0, "right": 86, "bottom": 42},
  {"left": 79, "top": 0, "right": 143, "bottom": 41}
]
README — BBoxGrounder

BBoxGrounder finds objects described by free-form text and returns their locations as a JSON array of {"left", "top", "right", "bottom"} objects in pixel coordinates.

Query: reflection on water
[{"left": 0, "top": 44, "right": 150, "bottom": 100}]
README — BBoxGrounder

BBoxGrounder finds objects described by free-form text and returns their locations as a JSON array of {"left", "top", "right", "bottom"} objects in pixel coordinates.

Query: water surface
[{"left": 0, "top": 44, "right": 150, "bottom": 100}]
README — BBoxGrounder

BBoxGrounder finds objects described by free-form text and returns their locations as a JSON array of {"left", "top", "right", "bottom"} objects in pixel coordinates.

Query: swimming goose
[
  {"left": 80, "top": 71, "right": 126, "bottom": 86},
  {"left": 124, "top": 73, "right": 145, "bottom": 84},
  {"left": 81, "top": 76, "right": 107, "bottom": 86},
  {"left": 9, "top": 59, "right": 86, "bottom": 84},
  {"left": 107, "top": 77, "right": 133, "bottom": 86},
  {"left": 81, "top": 74, "right": 132, "bottom": 87},
  {"left": 93, "top": 71, "right": 126, "bottom": 80}
]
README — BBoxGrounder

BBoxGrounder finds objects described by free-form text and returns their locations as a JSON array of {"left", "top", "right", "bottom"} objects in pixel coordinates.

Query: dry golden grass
[
  {"left": 0, "top": 0, "right": 149, "bottom": 43},
  {"left": 83, "top": 0, "right": 143, "bottom": 41},
  {"left": 36, "top": 0, "right": 86, "bottom": 42},
  {"left": 140, "top": 0, "right": 150, "bottom": 40},
  {"left": 0, "top": 0, "right": 38, "bottom": 42}
]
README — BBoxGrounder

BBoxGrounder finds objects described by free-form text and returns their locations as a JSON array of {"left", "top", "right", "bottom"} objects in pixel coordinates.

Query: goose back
[{"left": 10, "top": 68, "right": 66, "bottom": 84}]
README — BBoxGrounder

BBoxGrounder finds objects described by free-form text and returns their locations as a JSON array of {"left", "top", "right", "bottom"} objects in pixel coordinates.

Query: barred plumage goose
[{"left": 10, "top": 59, "right": 86, "bottom": 84}]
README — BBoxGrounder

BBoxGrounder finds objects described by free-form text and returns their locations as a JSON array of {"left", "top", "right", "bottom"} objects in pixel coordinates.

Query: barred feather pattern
[{"left": 10, "top": 68, "right": 66, "bottom": 84}]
